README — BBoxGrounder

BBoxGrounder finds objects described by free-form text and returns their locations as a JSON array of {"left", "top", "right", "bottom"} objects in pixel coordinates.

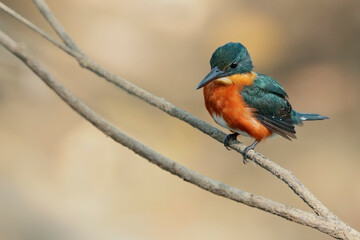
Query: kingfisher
[{"left": 196, "top": 42, "right": 328, "bottom": 163}]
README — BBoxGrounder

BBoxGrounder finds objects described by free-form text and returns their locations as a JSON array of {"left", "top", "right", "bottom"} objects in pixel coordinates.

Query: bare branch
[
  {"left": 32, "top": 0, "right": 81, "bottom": 52},
  {"left": 27, "top": 0, "right": 336, "bottom": 220},
  {"left": 1, "top": 30, "right": 354, "bottom": 239},
  {"left": 0, "top": 2, "right": 74, "bottom": 57},
  {"left": 0, "top": 2, "right": 359, "bottom": 239}
]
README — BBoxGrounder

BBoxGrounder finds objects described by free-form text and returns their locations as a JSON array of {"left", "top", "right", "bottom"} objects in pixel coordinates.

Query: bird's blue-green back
[{"left": 241, "top": 73, "right": 296, "bottom": 139}]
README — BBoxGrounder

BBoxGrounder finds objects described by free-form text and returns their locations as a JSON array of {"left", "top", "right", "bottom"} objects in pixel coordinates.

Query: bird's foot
[
  {"left": 224, "top": 133, "right": 239, "bottom": 150},
  {"left": 242, "top": 140, "right": 259, "bottom": 164}
]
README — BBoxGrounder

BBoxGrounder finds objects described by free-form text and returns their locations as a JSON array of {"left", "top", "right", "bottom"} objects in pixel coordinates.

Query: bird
[{"left": 196, "top": 42, "right": 328, "bottom": 163}]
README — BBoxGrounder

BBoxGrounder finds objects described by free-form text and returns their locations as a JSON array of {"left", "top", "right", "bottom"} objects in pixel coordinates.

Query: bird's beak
[{"left": 196, "top": 66, "right": 224, "bottom": 90}]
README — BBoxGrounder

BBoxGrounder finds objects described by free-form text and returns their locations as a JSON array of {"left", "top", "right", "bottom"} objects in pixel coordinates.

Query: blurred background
[{"left": 0, "top": 0, "right": 359, "bottom": 239}]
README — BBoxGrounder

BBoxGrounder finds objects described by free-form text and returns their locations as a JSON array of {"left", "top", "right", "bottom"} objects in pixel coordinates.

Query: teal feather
[
  {"left": 210, "top": 42, "right": 253, "bottom": 74},
  {"left": 291, "top": 111, "right": 329, "bottom": 125},
  {"left": 241, "top": 74, "right": 296, "bottom": 139},
  {"left": 241, "top": 74, "right": 329, "bottom": 139}
]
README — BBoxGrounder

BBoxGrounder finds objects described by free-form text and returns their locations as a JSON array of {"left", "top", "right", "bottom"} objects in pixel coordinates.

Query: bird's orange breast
[{"left": 203, "top": 73, "right": 272, "bottom": 141}]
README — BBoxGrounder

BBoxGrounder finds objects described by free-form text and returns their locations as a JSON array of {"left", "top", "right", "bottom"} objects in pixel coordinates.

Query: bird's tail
[{"left": 291, "top": 111, "right": 329, "bottom": 125}]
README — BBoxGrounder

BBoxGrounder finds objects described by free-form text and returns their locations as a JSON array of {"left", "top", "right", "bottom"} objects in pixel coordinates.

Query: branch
[
  {"left": 1, "top": 28, "right": 358, "bottom": 240},
  {"left": 28, "top": 0, "right": 335, "bottom": 219},
  {"left": 0, "top": 1, "right": 359, "bottom": 239},
  {"left": 0, "top": 29, "right": 347, "bottom": 238},
  {"left": 0, "top": 2, "right": 74, "bottom": 56},
  {"left": 32, "top": 0, "right": 81, "bottom": 52}
]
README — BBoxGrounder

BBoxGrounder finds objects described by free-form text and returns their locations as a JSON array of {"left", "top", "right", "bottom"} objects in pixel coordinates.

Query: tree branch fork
[{"left": 0, "top": 1, "right": 358, "bottom": 239}]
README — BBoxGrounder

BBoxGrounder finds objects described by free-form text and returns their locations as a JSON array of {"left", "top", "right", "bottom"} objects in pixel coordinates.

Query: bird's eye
[{"left": 230, "top": 62, "right": 238, "bottom": 69}]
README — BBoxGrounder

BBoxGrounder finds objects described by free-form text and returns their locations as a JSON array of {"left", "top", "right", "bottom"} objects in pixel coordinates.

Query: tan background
[{"left": 0, "top": 0, "right": 359, "bottom": 239}]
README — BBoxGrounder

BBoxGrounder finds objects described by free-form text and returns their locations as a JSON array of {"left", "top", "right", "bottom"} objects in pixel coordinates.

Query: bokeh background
[{"left": 0, "top": 0, "right": 359, "bottom": 239}]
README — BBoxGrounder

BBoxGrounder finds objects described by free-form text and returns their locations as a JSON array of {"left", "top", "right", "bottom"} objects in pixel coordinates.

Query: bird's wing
[{"left": 241, "top": 73, "right": 296, "bottom": 140}]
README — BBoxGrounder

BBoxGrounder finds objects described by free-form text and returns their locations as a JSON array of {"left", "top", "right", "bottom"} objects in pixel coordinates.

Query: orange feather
[{"left": 203, "top": 73, "right": 272, "bottom": 141}]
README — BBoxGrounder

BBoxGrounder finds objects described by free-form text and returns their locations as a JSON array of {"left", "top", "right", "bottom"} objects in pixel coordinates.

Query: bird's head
[{"left": 196, "top": 42, "right": 253, "bottom": 89}]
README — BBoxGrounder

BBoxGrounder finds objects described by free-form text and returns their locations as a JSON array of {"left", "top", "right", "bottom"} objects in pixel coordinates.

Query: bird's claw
[
  {"left": 224, "top": 133, "right": 239, "bottom": 150},
  {"left": 224, "top": 135, "right": 259, "bottom": 164},
  {"left": 242, "top": 140, "right": 259, "bottom": 164},
  {"left": 242, "top": 146, "right": 251, "bottom": 164}
]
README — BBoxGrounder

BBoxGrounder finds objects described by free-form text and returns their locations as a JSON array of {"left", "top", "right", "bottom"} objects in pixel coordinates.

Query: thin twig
[
  {"left": 32, "top": 0, "right": 81, "bottom": 52},
  {"left": 0, "top": 2, "right": 75, "bottom": 57},
  {"left": 0, "top": 30, "right": 354, "bottom": 239}
]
